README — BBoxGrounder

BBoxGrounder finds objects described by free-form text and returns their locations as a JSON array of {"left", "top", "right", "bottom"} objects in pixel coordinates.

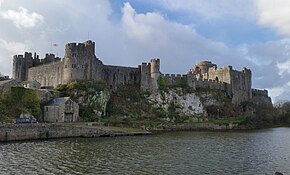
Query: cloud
[
  {"left": 0, "top": 7, "right": 43, "bottom": 28},
  {"left": 0, "top": 39, "right": 28, "bottom": 76},
  {"left": 121, "top": 2, "right": 153, "bottom": 42},
  {"left": 277, "top": 59, "right": 290, "bottom": 76},
  {"left": 156, "top": 0, "right": 255, "bottom": 20},
  {"left": 0, "top": 39, "right": 26, "bottom": 53},
  {"left": 268, "top": 82, "right": 290, "bottom": 103},
  {"left": 235, "top": 38, "right": 290, "bottom": 102},
  {"left": 255, "top": 0, "right": 290, "bottom": 37},
  {"left": 119, "top": 2, "right": 246, "bottom": 73},
  {"left": 0, "top": 0, "right": 3, "bottom": 8},
  {"left": 0, "top": 0, "right": 289, "bottom": 102},
  {"left": 268, "top": 87, "right": 285, "bottom": 102}
]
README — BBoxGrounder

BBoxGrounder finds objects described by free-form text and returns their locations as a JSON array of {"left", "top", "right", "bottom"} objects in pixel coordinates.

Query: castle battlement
[
  {"left": 12, "top": 40, "right": 257, "bottom": 105},
  {"left": 162, "top": 74, "right": 187, "bottom": 78},
  {"left": 252, "top": 88, "right": 268, "bottom": 97},
  {"left": 64, "top": 41, "right": 95, "bottom": 58}
]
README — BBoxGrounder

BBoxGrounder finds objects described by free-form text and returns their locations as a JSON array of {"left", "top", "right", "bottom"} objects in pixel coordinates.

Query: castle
[{"left": 12, "top": 40, "right": 266, "bottom": 104}]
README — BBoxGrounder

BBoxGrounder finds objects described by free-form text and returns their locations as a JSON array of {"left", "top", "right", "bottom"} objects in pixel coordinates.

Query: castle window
[{"left": 65, "top": 65, "right": 67, "bottom": 68}]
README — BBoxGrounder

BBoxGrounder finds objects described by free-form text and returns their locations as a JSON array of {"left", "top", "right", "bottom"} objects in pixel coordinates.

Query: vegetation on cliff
[
  {"left": 272, "top": 102, "right": 290, "bottom": 125},
  {"left": 0, "top": 80, "right": 286, "bottom": 130},
  {"left": 56, "top": 81, "right": 109, "bottom": 122},
  {"left": 54, "top": 80, "right": 284, "bottom": 129},
  {"left": 0, "top": 87, "right": 41, "bottom": 122}
]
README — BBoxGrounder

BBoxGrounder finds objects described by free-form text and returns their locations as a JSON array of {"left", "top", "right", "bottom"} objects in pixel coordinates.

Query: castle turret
[
  {"left": 62, "top": 40, "right": 96, "bottom": 84},
  {"left": 189, "top": 61, "right": 217, "bottom": 80},
  {"left": 62, "top": 43, "right": 76, "bottom": 84},
  {"left": 12, "top": 52, "right": 33, "bottom": 82},
  {"left": 150, "top": 58, "right": 160, "bottom": 89},
  {"left": 140, "top": 62, "right": 151, "bottom": 90},
  {"left": 243, "top": 67, "right": 252, "bottom": 99}
]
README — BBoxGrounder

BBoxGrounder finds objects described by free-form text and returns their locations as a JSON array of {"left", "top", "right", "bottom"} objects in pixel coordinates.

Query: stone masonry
[{"left": 12, "top": 40, "right": 267, "bottom": 105}]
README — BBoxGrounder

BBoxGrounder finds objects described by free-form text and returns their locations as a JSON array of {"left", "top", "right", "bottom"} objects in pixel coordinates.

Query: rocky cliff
[{"left": 55, "top": 81, "right": 273, "bottom": 129}]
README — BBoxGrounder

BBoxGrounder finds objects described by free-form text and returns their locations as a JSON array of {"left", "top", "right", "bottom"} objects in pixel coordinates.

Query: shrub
[{"left": 157, "top": 76, "right": 169, "bottom": 91}]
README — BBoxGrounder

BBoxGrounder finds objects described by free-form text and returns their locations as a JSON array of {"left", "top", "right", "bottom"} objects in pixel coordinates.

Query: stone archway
[{"left": 215, "top": 77, "right": 219, "bottom": 82}]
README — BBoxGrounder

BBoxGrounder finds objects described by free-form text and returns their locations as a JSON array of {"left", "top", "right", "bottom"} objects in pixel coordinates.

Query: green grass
[{"left": 191, "top": 116, "right": 245, "bottom": 125}]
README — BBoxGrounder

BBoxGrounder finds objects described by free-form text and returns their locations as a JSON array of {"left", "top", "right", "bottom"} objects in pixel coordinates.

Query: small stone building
[{"left": 43, "top": 97, "right": 79, "bottom": 123}]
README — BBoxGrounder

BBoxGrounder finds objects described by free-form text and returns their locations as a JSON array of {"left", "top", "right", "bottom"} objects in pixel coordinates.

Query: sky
[{"left": 0, "top": 0, "right": 290, "bottom": 102}]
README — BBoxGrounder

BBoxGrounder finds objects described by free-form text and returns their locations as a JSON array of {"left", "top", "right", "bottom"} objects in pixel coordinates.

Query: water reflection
[{"left": 0, "top": 128, "right": 290, "bottom": 175}]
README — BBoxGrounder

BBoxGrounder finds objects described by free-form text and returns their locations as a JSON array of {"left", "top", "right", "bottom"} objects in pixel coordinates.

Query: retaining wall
[{"left": 0, "top": 123, "right": 146, "bottom": 142}]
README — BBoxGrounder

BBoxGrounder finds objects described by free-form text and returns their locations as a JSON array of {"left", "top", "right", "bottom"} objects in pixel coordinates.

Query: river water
[{"left": 0, "top": 128, "right": 290, "bottom": 175}]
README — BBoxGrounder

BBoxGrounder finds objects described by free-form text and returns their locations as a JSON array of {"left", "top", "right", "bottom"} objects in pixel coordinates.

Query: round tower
[
  {"left": 195, "top": 61, "right": 217, "bottom": 74},
  {"left": 150, "top": 58, "right": 160, "bottom": 79},
  {"left": 62, "top": 43, "right": 76, "bottom": 84},
  {"left": 150, "top": 58, "right": 160, "bottom": 89}
]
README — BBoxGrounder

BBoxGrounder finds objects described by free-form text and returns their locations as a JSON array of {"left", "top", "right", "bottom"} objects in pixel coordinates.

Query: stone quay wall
[{"left": 0, "top": 123, "right": 149, "bottom": 142}]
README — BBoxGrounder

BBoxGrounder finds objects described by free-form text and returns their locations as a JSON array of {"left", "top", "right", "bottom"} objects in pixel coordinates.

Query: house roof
[
  {"left": 0, "top": 79, "right": 13, "bottom": 86},
  {"left": 46, "top": 97, "right": 71, "bottom": 106}
]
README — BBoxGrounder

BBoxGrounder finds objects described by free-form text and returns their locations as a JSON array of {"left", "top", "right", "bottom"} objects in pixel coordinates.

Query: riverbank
[
  {"left": 0, "top": 123, "right": 151, "bottom": 142},
  {"left": 141, "top": 122, "right": 239, "bottom": 131}
]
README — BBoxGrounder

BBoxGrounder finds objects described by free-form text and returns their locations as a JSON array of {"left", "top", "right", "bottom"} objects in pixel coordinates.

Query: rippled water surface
[{"left": 1, "top": 128, "right": 290, "bottom": 175}]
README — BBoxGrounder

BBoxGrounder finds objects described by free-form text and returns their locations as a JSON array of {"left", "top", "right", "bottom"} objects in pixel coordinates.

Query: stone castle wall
[
  {"left": 161, "top": 74, "right": 187, "bottom": 86},
  {"left": 207, "top": 66, "right": 231, "bottom": 83},
  {"left": 140, "top": 59, "right": 160, "bottom": 90},
  {"left": 160, "top": 73, "right": 232, "bottom": 96},
  {"left": 12, "top": 40, "right": 265, "bottom": 105},
  {"left": 13, "top": 53, "right": 33, "bottom": 82},
  {"left": 62, "top": 41, "right": 99, "bottom": 83},
  {"left": 229, "top": 68, "right": 252, "bottom": 104},
  {"left": 13, "top": 52, "right": 61, "bottom": 82},
  {"left": 189, "top": 62, "right": 252, "bottom": 104},
  {"left": 28, "top": 61, "right": 63, "bottom": 88},
  {"left": 102, "top": 65, "right": 141, "bottom": 90},
  {"left": 21, "top": 41, "right": 141, "bottom": 89},
  {"left": 140, "top": 62, "right": 151, "bottom": 90}
]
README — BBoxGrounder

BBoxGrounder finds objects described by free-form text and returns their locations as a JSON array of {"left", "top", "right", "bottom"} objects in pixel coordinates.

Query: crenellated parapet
[
  {"left": 187, "top": 61, "right": 252, "bottom": 104},
  {"left": 63, "top": 40, "right": 97, "bottom": 84},
  {"left": 252, "top": 88, "right": 268, "bottom": 97},
  {"left": 140, "top": 58, "right": 160, "bottom": 90},
  {"left": 13, "top": 52, "right": 34, "bottom": 82},
  {"left": 12, "top": 39, "right": 264, "bottom": 106}
]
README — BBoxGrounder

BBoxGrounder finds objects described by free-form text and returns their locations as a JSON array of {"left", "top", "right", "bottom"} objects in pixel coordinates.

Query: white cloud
[
  {"left": 268, "top": 86, "right": 285, "bottom": 102},
  {"left": 118, "top": 2, "right": 245, "bottom": 75},
  {"left": 0, "top": 0, "right": 4, "bottom": 8},
  {"left": 122, "top": 2, "right": 153, "bottom": 42},
  {"left": 0, "top": 0, "right": 289, "bottom": 102},
  {"left": 0, "top": 39, "right": 28, "bottom": 75},
  {"left": 0, "top": 39, "right": 26, "bottom": 53},
  {"left": 256, "top": 0, "right": 290, "bottom": 36},
  {"left": 277, "top": 59, "right": 290, "bottom": 76},
  {"left": 0, "top": 7, "right": 43, "bottom": 28},
  {"left": 157, "top": 0, "right": 255, "bottom": 20}
]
